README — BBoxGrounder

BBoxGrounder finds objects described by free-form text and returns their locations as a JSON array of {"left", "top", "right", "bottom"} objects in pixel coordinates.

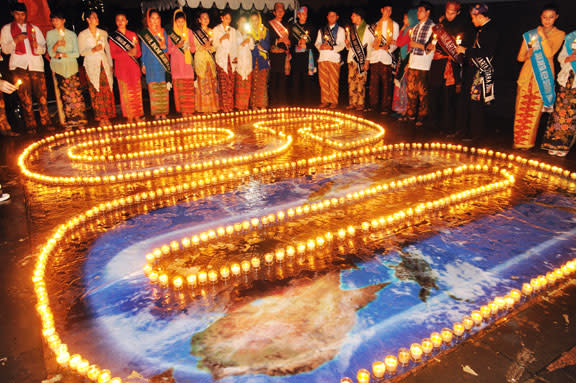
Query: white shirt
[
  {"left": 367, "top": 20, "right": 399, "bottom": 65},
  {"left": 1, "top": 23, "right": 46, "bottom": 72},
  {"left": 346, "top": 24, "right": 374, "bottom": 64},
  {"left": 408, "top": 20, "right": 435, "bottom": 71},
  {"left": 212, "top": 24, "right": 239, "bottom": 73},
  {"left": 315, "top": 25, "right": 346, "bottom": 63},
  {"left": 235, "top": 31, "right": 254, "bottom": 80},
  {"left": 557, "top": 43, "right": 576, "bottom": 89},
  {"left": 78, "top": 28, "right": 113, "bottom": 91}
]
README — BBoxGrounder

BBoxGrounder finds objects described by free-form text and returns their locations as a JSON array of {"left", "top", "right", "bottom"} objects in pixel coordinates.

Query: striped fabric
[
  {"left": 513, "top": 80, "right": 544, "bottom": 149},
  {"left": 148, "top": 82, "right": 170, "bottom": 117},
  {"left": 318, "top": 61, "right": 340, "bottom": 105},
  {"left": 250, "top": 61, "right": 269, "bottom": 109},
  {"left": 118, "top": 79, "right": 144, "bottom": 120},
  {"left": 173, "top": 78, "right": 195, "bottom": 115},
  {"left": 196, "top": 67, "right": 219, "bottom": 114},
  {"left": 217, "top": 59, "right": 235, "bottom": 113},
  {"left": 235, "top": 73, "right": 251, "bottom": 111},
  {"left": 88, "top": 66, "right": 116, "bottom": 121}
]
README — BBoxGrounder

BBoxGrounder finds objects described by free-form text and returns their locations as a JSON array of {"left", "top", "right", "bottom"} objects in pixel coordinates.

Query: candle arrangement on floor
[{"left": 22, "top": 108, "right": 576, "bottom": 383}]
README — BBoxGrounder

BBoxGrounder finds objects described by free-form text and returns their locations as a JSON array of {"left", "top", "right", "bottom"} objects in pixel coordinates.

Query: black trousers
[
  {"left": 291, "top": 70, "right": 316, "bottom": 106},
  {"left": 456, "top": 68, "right": 491, "bottom": 139},
  {"left": 429, "top": 84, "right": 457, "bottom": 133}
]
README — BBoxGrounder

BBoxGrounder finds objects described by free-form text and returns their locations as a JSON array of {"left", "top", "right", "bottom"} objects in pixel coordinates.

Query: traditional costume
[
  {"left": 169, "top": 10, "right": 196, "bottom": 115},
  {"left": 47, "top": 28, "right": 87, "bottom": 128},
  {"left": 235, "top": 23, "right": 254, "bottom": 111},
  {"left": 78, "top": 27, "right": 116, "bottom": 122},
  {"left": 193, "top": 25, "right": 219, "bottom": 113},
  {"left": 314, "top": 22, "right": 345, "bottom": 107},
  {"left": 392, "top": 9, "right": 418, "bottom": 116},
  {"left": 213, "top": 23, "right": 238, "bottom": 113},
  {"left": 268, "top": 17, "right": 290, "bottom": 106},
  {"left": 109, "top": 28, "right": 144, "bottom": 120},
  {"left": 1, "top": 17, "right": 50, "bottom": 130},
  {"left": 347, "top": 20, "right": 374, "bottom": 109},
  {"left": 367, "top": 18, "right": 399, "bottom": 113},
  {"left": 541, "top": 35, "right": 576, "bottom": 156},
  {"left": 249, "top": 14, "right": 270, "bottom": 109},
  {"left": 140, "top": 10, "right": 170, "bottom": 117},
  {"left": 289, "top": 11, "right": 316, "bottom": 106},
  {"left": 513, "top": 26, "right": 565, "bottom": 149},
  {"left": 405, "top": 18, "right": 434, "bottom": 122}
]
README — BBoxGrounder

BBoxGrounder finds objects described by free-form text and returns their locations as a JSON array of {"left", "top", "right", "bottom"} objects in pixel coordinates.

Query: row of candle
[
  {"left": 144, "top": 165, "right": 515, "bottom": 289},
  {"left": 67, "top": 126, "right": 235, "bottom": 163},
  {"left": 344, "top": 257, "right": 576, "bottom": 382}
]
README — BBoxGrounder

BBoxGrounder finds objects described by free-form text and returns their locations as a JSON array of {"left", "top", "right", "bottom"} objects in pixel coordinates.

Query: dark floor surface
[{"left": 1, "top": 104, "right": 576, "bottom": 383}]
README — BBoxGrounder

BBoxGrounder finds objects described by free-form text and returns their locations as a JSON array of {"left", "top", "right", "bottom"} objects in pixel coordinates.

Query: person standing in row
[
  {"left": 235, "top": 15, "right": 254, "bottom": 111},
  {"left": 0, "top": 79, "right": 18, "bottom": 136},
  {"left": 194, "top": 11, "right": 219, "bottom": 114},
  {"left": 368, "top": 3, "right": 399, "bottom": 115},
  {"left": 213, "top": 11, "right": 238, "bottom": 113},
  {"left": 79, "top": 11, "right": 115, "bottom": 126},
  {"left": 1, "top": 3, "right": 51, "bottom": 132},
  {"left": 268, "top": 2, "right": 290, "bottom": 107},
  {"left": 46, "top": 10, "right": 87, "bottom": 129},
  {"left": 392, "top": 9, "right": 418, "bottom": 116},
  {"left": 513, "top": 4, "right": 564, "bottom": 150},
  {"left": 346, "top": 9, "right": 373, "bottom": 111},
  {"left": 541, "top": 30, "right": 576, "bottom": 157},
  {"left": 109, "top": 12, "right": 144, "bottom": 123},
  {"left": 290, "top": 6, "right": 316, "bottom": 106},
  {"left": 169, "top": 9, "right": 196, "bottom": 117},
  {"left": 248, "top": 12, "right": 270, "bottom": 110},
  {"left": 140, "top": 9, "right": 170, "bottom": 120},
  {"left": 315, "top": 10, "right": 345, "bottom": 109},
  {"left": 403, "top": 1, "right": 435, "bottom": 126}
]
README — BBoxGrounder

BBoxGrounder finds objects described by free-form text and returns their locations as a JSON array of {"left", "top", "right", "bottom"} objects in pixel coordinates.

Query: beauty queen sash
[
  {"left": 349, "top": 25, "right": 367, "bottom": 74},
  {"left": 565, "top": 31, "right": 576, "bottom": 75},
  {"left": 109, "top": 31, "right": 139, "bottom": 65},
  {"left": 523, "top": 29, "right": 555, "bottom": 109},
  {"left": 431, "top": 24, "right": 463, "bottom": 65},
  {"left": 139, "top": 28, "right": 171, "bottom": 73},
  {"left": 291, "top": 23, "right": 316, "bottom": 76},
  {"left": 322, "top": 25, "right": 336, "bottom": 48}
]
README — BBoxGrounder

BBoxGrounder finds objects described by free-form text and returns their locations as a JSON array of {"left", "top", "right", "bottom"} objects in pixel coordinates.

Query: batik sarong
[
  {"left": 173, "top": 78, "right": 195, "bottom": 115},
  {"left": 12, "top": 68, "right": 50, "bottom": 129},
  {"left": 235, "top": 73, "right": 251, "bottom": 111},
  {"left": 56, "top": 73, "right": 87, "bottom": 127},
  {"left": 348, "top": 63, "right": 366, "bottom": 108},
  {"left": 318, "top": 61, "right": 339, "bottom": 105},
  {"left": 118, "top": 79, "right": 144, "bottom": 120},
  {"left": 196, "top": 67, "right": 219, "bottom": 114},
  {"left": 369, "top": 62, "right": 394, "bottom": 112},
  {"left": 405, "top": 68, "right": 429, "bottom": 121},
  {"left": 0, "top": 93, "right": 12, "bottom": 133},
  {"left": 513, "top": 80, "right": 544, "bottom": 149},
  {"left": 148, "top": 82, "right": 169, "bottom": 117},
  {"left": 88, "top": 66, "right": 116, "bottom": 121},
  {"left": 541, "top": 85, "right": 576, "bottom": 154},
  {"left": 217, "top": 59, "right": 235, "bottom": 113},
  {"left": 250, "top": 61, "right": 269, "bottom": 109}
]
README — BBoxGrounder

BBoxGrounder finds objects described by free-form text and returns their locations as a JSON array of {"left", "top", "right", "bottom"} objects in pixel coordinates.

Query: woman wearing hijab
[
  {"left": 169, "top": 9, "right": 196, "bottom": 117},
  {"left": 193, "top": 11, "right": 219, "bottom": 113},
  {"left": 140, "top": 9, "right": 170, "bottom": 119},
  {"left": 392, "top": 9, "right": 418, "bottom": 116},
  {"left": 78, "top": 10, "right": 115, "bottom": 125},
  {"left": 109, "top": 12, "right": 143, "bottom": 123},
  {"left": 248, "top": 12, "right": 270, "bottom": 109},
  {"left": 235, "top": 14, "right": 254, "bottom": 111}
]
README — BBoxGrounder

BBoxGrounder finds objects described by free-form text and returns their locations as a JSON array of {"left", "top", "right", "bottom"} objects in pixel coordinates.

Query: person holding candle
[
  {"left": 169, "top": 9, "right": 196, "bottom": 117},
  {"left": 109, "top": 12, "right": 144, "bottom": 123},
  {"left": 268, "top": 2, "right": 291, "bottom": 107},
  {"left": 193, "top": 11, "right": 219, "bottom": 113},
  {"left": 248, "top": 12, "right": 271, "bottom": 110},
  {"left": 403, "top": 1, "right": 435, "bottom": 127},
  {"left": 46, "top": 10, "right": 87, "bottom": 129},
  {"left": 428, "top": 1, "right": 470, "bottom": 134},
  {"left": 392, "top": 9, "right": 418, "bottom": 117},
  {"left": 0, "top": 78, "right": 18, "bottom": 136},
  {"left": 454, "top": 4, "right": 498, "bottom": 141},
  {"left": 290, "top": 6, "right": 317, "bottom": 107},
  {"left": 213, "top": 10, "right": 238, "bottom": 113},
  {"left": 345, "top": 9, "right": 374, "bottom": 111},
  {"left": 541, "top": 30, "right": 576, "bottom": 157},
  {"left": 315, "top": 10, "right": 346, "bottom": 109},
  {"left": 234, "top": 14, "right": 254, "bottom": 111},
  {"left": 367, "top": 2, "right": 399, "bottom": 115},
  {"left": 140, "top": 9, "right": 170, "bottom": 119},
  {"left": 513, "top": 4, "right": 565, "bottom": 150},
  {"left": 78, "top": 11, "right": 116, "bottom": 126},
  {"left": 1, "top": 3, "right": 51, "bottom": 133}
]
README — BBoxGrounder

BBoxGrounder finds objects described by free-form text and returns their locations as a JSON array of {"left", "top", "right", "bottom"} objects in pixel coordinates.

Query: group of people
[{"left": 0, "top": 2, "right": 574, "bottom": 157}]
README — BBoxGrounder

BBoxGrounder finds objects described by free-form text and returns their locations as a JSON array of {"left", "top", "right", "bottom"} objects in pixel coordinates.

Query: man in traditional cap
[
  {"left": 289, "top": 5, "right": 317, "bottom": 106},
  {"left": 1, "top": 3, "right": 51, "bottom": 133}
]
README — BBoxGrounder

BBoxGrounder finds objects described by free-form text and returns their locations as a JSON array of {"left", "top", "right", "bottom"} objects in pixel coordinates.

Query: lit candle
[
  {"left": 456, "top": 34, "right": 462, "bottom": 45},
  {"left": 430, "top": 332, "right": 442, "bottom": 348},
  {"left": 432, "top": 33, "right": 438, "bottom": 45},
  {"left": 410, "top": 343, "right": 423, "bottom": 361},
  {"left": 323, "top": 34, "right": 329, "bottom": 42},
  {"left": 59, "top": 29, "right": 65, "bottom": 38},
  {"left": 15, "top": 79, "right": 23, "bottom": 88},
  {"left": 345, "top": 26, "right": 350, "bottom": 41},
  {"left": 453, "top": 322, "right": 465, "bottom": 337},
  {"left": 421, "top": 338, "right": 433, "bottom": 354},
  {"left": 462, "top": 316, "right": 474, "bottom": 331},
  {"left": 340, "top": 378, "right": 353, "bottom": 383},
  {"left": 441, "top": 327, "right": 453, "bottom": 344},
  {"left": 522, "top": 282, "right": 533, "bottom": 295},
  {"left": 357, "top": 368, "right": 370, "bottom": 383},
  {"left": 398, "top": 347, "right": 410, "bottom": 365},
  {"left": 480, "top": 305, "right": 491, "bottom": 319},
  {"left": 384, "top": 355, "right": 398, "bottom": 373},
  {"left": 244, "top": 23, "right": 251, "bottom": 34},
  {"left": 95, "top": 31, "right": 100, "bottom": 42},
  {"left": 372, "top": 361, "right": 385, "bottom": 378}
]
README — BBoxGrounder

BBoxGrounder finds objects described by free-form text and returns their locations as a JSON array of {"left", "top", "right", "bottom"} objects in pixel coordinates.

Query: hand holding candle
[{"left": 456, "top": 34, "right": 462, "bottom": 46}]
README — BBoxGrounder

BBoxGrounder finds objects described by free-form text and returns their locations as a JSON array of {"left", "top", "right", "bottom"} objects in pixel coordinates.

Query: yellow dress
[{"left": 513, "top": 26, "right": 565, "bottom": 149}]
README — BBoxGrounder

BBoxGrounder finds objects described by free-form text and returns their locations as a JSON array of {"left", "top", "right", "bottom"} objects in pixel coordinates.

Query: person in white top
[
  {"left": 315, "top": 10, "right": 346, "bottom": 108},
  {"left": 345, "top": 9, "right": 374, "bottom": 111},
  {"left": 78, "top": 11, "right": 116, "bottom": 125},
  {"left": 1, "top": 3, "right": 50, "bottom": 132},
  {"left": 234, "top": 14, "right": 254, "bottom": 111},
  {"left": 541, "top": 37, "right": 576, "bottom": 157},
  {"left": 367, "top": 3, "right": 399, "bottom": 114},
  {"left": 213, "top": 11, "right": 239, "bottom": 113}
]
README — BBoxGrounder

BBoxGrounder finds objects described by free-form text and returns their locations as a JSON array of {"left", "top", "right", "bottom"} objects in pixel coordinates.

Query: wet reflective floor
[{"left": 1, "top": 109, "right": 576, "bottom": 383}]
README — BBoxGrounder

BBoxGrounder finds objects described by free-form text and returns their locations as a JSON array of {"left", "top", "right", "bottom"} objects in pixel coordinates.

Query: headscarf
[
  {"left": 146, "top": 9, "right": 162, "bottom": 35},
  {"left": 249, "top": 12, "right": 268, "bottom": 59},
  {"left": 173, "top": 9, "right": 192, "bottom": 64},
  {"left": 400, "top": 9, "right": 418, "bottom": 60}
]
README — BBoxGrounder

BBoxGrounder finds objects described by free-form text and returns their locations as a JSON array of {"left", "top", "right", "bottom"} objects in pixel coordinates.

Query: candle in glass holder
[
  {"left": 441, "top": 328, "right": 453, "bottom": 344},
  {"left": 453, "top": 322, "right": 465, "bottom": 337},
  {"left": 522, "top": 282, "right": 533, "bottom": 296},
  {"left": 480, "top": 305, "right": 491, "bottom": 319},
  {"left": 430, "top": 332, "right": 442, "bottom": 348},
  {"left": 456, "top": 34, "right": 462, "bottom": 45},
  {"left": 462, "top": 316, "right": 474, "bottom": 331},
  {"left": 398, "top": 347, "right": 410, "bottom": 365},
  {"left": 357, "top": 368, "right": 370, "bottom": 383},
  {"left": 410, "top": 343, "right": 423, "bottom": 361},
  {"left": 471, "top": 310, "right": 483, "bottom": 325},
  {"left": 372, "top": 361, "right": 385, "bottom": 378},
  {"left": 59, "top": 29, "right": 65, "bottom": 38},
  {"left": 421, "top": 338, "right": 433, "bottom": 354},
  {"left": 340, "top": 378, "right": 353, "bottom": 383},
  {"left": 384, "top": 355, "right": 398, "bottom": 373}
]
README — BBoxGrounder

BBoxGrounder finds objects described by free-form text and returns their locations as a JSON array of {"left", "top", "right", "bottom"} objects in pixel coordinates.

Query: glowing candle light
[
  {"left": 480, "top": 305, "right": 491, "bottom": 319},
  {"left": 421, "top": 338, "right": 433, "bottom": 354},
  {"left": 456, "top": 34, "right": 462, "bottom": 45},
  {"left": 410, "top": 343, "right": 423, "bottom": 361},
  {"left": 398, "top": 347, "right": 410, "bottom": 365},
  {"left": 441, "top": 328, "right": 453, "bottom": 344},
  {"left": 372, "top": 361, "right": 386, "bottom": 378},
  {"left": 462, "top": 316, "right": 474, "bottom": 331},
  {"left": 453, "top": 322, "right": 465, "bottom": 337},
  {"left": 430, "top": 332, "right": 442, "bottom": 348},
  {"left": 357, "top": 368, "right": 370, "bottom": 383},
  {"left": 385, "top": 355, "right": 398, "bottom": 373},
  {"left": 340, "top": 378, "right": 353, "bottom": 383}
]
